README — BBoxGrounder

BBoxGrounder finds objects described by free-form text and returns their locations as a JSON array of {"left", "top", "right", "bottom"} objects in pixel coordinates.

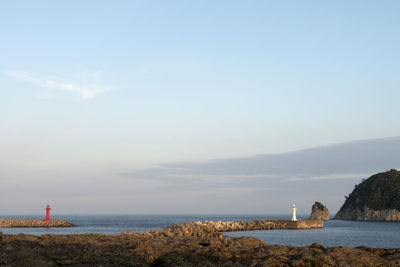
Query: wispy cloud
[
  {"left": 288, "top": 173, "right": 369, "bottom": 182},
  {"left": 6, "top": 70, "right": 111, "bottom": 100}
]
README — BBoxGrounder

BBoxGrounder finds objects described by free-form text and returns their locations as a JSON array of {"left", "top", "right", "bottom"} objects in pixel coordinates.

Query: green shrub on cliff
[
  {"left": 339, "top": 169, "right": 400, "bottom": 211},
  {"left": 314, "top": 202, "right": 325, "bottom": 210}
]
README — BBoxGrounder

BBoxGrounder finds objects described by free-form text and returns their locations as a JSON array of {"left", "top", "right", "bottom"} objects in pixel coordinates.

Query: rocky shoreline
[
  {"left": 1, "top": 220, "right": 399, "bottom": 266},
  {"left": 0, "top": 219, "right": 75, "bottom": 228},
  {"left": 335, "top": 206, "right": 400, "bottom": 221}
]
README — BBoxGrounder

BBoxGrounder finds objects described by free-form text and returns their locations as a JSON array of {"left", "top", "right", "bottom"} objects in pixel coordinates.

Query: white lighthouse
[{"left": 291, "top": 204, "right": 297, "bottom": 221}]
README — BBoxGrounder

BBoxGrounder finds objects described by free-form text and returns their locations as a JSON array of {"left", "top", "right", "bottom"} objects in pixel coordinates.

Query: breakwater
[
  {"left": 0, "top": 219, "right": 75, "bottom": 228},
  {"left": 166, "top": 219, "right": 323, "bottom": 233},
  {"left": 121, "top": 219, "right": 323, "bottom": 239}
]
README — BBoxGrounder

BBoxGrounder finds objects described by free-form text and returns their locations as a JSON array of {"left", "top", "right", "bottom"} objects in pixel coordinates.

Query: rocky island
[
  {"left": 335, "top": 169, "right": 400, "bottom": 221},
  {"left": 309, "top": 202, "right": 330, "bottom": 221}
]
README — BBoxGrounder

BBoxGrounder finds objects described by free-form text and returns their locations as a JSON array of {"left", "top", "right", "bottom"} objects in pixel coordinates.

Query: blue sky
[{"left": 1, "top": 1, "right": 400, "bottom": 214}]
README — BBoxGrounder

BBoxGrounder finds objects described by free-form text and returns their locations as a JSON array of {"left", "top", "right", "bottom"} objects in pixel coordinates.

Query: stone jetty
[
  {"left": 0, "top": 219, "right": 75, "bottom": 228},
  {"left": 163, "top": 219, "right": 323, "bottom": 234},
  {"left": 120, "top": 219, "right": 323, "bottom": 240}
]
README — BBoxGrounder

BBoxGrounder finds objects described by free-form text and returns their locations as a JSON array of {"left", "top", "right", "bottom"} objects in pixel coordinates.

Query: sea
[{"left": 1, "top": 214, "right": 400, "bottom": 249}]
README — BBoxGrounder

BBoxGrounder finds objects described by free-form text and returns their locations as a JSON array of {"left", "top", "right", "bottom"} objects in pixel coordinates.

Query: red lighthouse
[{"left": 45, "top": 204, "right": 51, "bottom": 221}]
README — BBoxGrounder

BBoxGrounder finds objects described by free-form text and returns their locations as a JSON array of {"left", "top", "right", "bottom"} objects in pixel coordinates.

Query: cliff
[
  {"left": 309, "top": 202, "right": 330, "bottom": 220},
  {"left": 335, "top": 169, "right": 400, "bottom": 221}
]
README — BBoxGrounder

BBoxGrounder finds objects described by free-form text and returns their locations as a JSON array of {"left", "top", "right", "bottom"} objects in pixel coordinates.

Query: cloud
[
  {"left": 287, "top": 173, "right": 370, "bottom": 182},
  {"left": 6, "top": 70, "right": 110, "bottom": 100},
  {"left": 121, "top": 171, "right": 275, "bottom": 191},
  {"left": 119, "top": 137, "right": 400, "bottom": 213},
  {"left": 124, "top": 137, "right": 400, "bottom": 187}
]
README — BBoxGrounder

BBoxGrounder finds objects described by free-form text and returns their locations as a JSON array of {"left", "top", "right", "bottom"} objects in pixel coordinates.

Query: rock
[
  {"left": 310, "top": 242, "right": 325, "bottom": 250},
  {"left": 336, "top": 205, "right": 400, "bottom": 221},
  {"left": 309, "top": 202, "right": 330, "bottom": 220},
  {"left": 231, "top": 237, "right": 266, "bottom": 248}
]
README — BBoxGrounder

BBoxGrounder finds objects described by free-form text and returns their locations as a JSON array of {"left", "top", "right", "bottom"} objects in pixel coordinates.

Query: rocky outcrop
[
  {"left": 335, "top": 205, "right": 400, "bottom": 221},
  {"left": 309, "top": 202, "right": 330, "bottom": 220},
  {"left": 335, "top": 170, "right": 400, "bottom": 221},
  {"left": 0, "top": 228, "right": 399, "bottom": 266},
  {"left": 0, "top": 219, "right": 75, "bottom": 228}
]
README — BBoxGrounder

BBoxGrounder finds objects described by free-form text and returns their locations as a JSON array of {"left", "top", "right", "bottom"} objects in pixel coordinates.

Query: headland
[{"left": 335, "top": 169, "right": 400, "bottom": 221}]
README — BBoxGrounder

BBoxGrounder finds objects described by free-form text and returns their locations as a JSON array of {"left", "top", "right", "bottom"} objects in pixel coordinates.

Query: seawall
[
  {"left": 151, "top": 219, "right": 323, "bottom": 238},
  {"left": 289, "top": 219, "right": 324, "bottom": 229},
  {"left": 0, "top": 219, "right": 76, "bottom": 228},
  {"left": 211, "top": 219, "right": 324, "bottom": 231}
]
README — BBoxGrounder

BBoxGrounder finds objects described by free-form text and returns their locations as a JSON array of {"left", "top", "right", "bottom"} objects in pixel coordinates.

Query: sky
[{"left": 1, "top": 1, "right": 400, "bottom": 215}]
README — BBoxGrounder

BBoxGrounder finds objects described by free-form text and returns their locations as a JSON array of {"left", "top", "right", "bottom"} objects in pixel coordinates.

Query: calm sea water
[{"left": 1, "top": 214, "right": 400, "bottom": 248}]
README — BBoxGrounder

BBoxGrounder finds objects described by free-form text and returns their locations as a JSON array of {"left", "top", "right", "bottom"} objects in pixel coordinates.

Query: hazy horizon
[{"left": 1, "top": 136, "right": 399, "bottom": 215}]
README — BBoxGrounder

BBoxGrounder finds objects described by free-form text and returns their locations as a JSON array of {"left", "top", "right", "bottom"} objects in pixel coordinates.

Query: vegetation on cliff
[
  {"left": 338, "top": 169, "right": 400, "bottom": 212},
  {"left": 314, "top": 202, "right": 325, "bottom": 210}
]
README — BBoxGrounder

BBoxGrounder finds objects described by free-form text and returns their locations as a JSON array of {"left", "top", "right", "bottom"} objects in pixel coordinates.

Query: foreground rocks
[
  {"left": 1, "top": 220, "right": 400, "bottom": 266},
  {"left": 309, "top": 202, "right": 330, "bottom": 221},
  {"left": 0, "top": 219, "right": 75, "bottom": 228}
]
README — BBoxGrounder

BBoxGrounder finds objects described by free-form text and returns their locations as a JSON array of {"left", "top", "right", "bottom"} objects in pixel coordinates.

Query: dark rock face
[
  {"left": 335, "top": 169, "right": 400, "bottom": 221},
  {"left": 0, "top": 230, "right": 399, "bottom": 266},
  {"left": 309, "top": 202, "right": 330, "bottom": 220}
]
